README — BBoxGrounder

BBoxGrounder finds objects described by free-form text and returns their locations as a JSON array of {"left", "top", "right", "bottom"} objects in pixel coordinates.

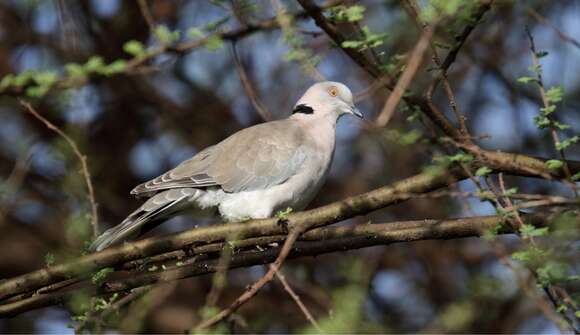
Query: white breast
[{"left": 214, "top": 119, "right": 336, "bottom": 221}]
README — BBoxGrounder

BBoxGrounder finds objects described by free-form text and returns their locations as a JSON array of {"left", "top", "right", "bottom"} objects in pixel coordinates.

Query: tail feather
[{"left": 90, "top": 188, "right": 199, "bottom": 252}]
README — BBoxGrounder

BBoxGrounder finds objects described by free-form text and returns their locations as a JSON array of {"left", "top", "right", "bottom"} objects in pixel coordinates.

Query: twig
[
  {"left": 375, "top": 24, "right": 435, "bottom": 127},
  {"left": 498, "top": 173, "right": 525, "bottom": 228},
  {"left": 276, "top": 270, "right": 322, "bottom": 332},
  {"left": 231, "top": 42, "right": 272, "bottom": 121},
  {"left": 524, "top": 27, "right": 577, "bottom": 196},
  {"left": 1, "top": 1, "right": 343, "bottom": 98},
  {"left": 137, "top": 0, "right": 156, "bottom": 34},
  {"left": 194, "top": 228, "right": 302, "bottom": 330},
  {"left": 296, "top": 0, "right": 463, "bottom": 140},
  {"left": 18, "top": 100, "right": 99, "bottom": 238},
  {"left": 204, "top": 232, "right": 238, "bottom": 308},
  {"left": 405, "top": 0, "right": 494, "bottom": 140},
  {"left": 0, "top": 151, "right": 32, "bottom": 228},
  {"left": 75, "top": 286, "right": 152, "bottom": 332},
  {"left": 271, "top": 0, "right": 326, "bottom": 81},
  {"left": 528, "top": 8, "right": 580, "bottom": 50}
]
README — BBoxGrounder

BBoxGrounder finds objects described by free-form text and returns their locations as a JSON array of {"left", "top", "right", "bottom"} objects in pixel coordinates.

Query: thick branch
[
  {"left": 0, "top": 164, "right": 465, "bottom": 301},
  {"left": 0, "top": 155, "right": 577, "bottom": 304},
  {"left": 0, "top": 213, "right": 553, "bottom": 317}
]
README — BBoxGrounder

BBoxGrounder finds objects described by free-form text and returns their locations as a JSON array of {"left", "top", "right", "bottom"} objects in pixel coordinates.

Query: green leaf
[
  {"left": 64, "top": 63, "right": 86, "bottom": 77},
  {"left": 123, "top": 40, "right": 146, "bottom": 57},
  {"left": 533, "top": 115, "right": 550, "bottom": 129},
  {"left": 341, "top": 40, "right": 364, "bottom": 49},
  {"left": 555, "top": 136, "right": 579, "bottom": 151},
  {"left": 520, "top": 224, "right": 549, "bottom": 238},
  {"left": 571, "top": 172, "right": 580, "bottom": 181},
  {"left": 406, "top": 110, "right": 422, "bottom": 123},
  {"left": 341, "top": 26, "right": 388, "bottom": 51},
  {"left": 398, "top": 129, "right": 422, "bottom": 146},
  {"left": 26, "top": 85, "right": 50, "bottom": 98},
  {"left": 535, "top": 50, "right": 549, "bottom": 58},
  {"left": 203, "top": 16, "right": 229, "bottom": 32},
  {"left": 482, "top": 222, "right": 502, "bottom": 240},
  {"left": 102, "top": 59, "right": 127, "bottom": 76},
  {"left": 545, "top": 86, "right": 564, "bottom": 103},
  {"left": 536, "top": 262, "right": 568, "bottom": 287},
  {"left": 84, "top": 56, "right": 105, "bottom": 73},
  {"left": 33, "top": 71, "right": 58, "bottom": 87},
  {"left": 504, "top": 187, "right": 518, "bottom": 196},
  {"left": 0, "top": 74, "right": 15, "bottom": 90},
  {"left": 187, "top": 27, "right": 203, "bottom": 38},
  {"left": 433, "top": 41, "right": 451, "bottom": 50},
  {"left": 13, "top": 70, "right": 34, "bottom": 87},
  {"left": 475, "top": 166, "right": 492, "bottom": 177},
  {"left": 511, "top": 250, "right": 531, "bottom": 262},
  {"left": 45, "top": 253, "right": 55, "bottom": 267},
  {"left": 341, "top": 5, "right": 366, "bottom": 22},
  {"left": 477, "top": 191, "right": 494, "bottom": 201},
  {"left": 527, "top": 64, "right": 541, "bottom": 75},
  {"left": 91, "top": 267, "right": 114, "bottom": 285},
  {"left": 552, "top": 121, "right": 570, "bottom": 130},
  {"left": 539, "top": 105, "right": 556, "bottom": 115},
  {"left": 275, "top": 207, "right": 293, "bottom": 220},
  {"left": 545, "top": 159, "right": 563, "bottom": 170},
  {"left": 154, "top": 25, "right": 180, "bottom": 44},
  {"left": 517, "top": 76, "right": 536, "bottom": 84},
  {"left": 448, "top": 153, "right": 474, "bottom": 163},
  {"left": 205, "top": 35, "right": 224, "bottom": 51}
]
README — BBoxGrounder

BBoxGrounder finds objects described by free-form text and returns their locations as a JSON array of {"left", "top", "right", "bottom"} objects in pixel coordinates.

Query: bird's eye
[{"left": 328, "top": 87, "right": 338, "bottom": 97}]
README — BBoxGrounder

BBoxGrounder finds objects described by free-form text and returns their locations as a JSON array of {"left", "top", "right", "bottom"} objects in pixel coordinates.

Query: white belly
[
  {"left": 191, "top": 151, "right": 330, "bottom": 221},
  {"left": 195, "top": 119, "right": 336, "bottom": 221}
]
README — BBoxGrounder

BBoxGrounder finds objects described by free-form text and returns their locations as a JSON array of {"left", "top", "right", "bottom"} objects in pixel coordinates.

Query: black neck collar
[{"left": 292, "top": 104, "right": 314, "bottom": 115}]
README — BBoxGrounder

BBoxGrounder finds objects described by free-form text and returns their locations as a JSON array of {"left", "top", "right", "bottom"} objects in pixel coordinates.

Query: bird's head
[{"left": 292, "top": 81, "right": 362, "bottom": 120}]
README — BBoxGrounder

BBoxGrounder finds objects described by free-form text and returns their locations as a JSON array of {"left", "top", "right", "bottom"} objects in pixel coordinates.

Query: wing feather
[{"left": 130, "top": 120, "right": 307, "bottom": 196}]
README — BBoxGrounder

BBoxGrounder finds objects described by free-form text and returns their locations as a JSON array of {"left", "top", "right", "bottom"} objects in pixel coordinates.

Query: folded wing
[{"left": 130, "top": 120, "right": 307, "bottom": 196}]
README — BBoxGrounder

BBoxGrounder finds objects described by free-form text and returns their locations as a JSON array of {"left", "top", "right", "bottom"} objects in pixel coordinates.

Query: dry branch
[
  {"left": 0, "top": 213, "right": 555, "bottom": 317},
  {"left": 18, "top": 100, "right": 99, "bottom": 238}
]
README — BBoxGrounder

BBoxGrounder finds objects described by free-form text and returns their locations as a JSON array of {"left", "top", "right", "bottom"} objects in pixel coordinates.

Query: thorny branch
[
  {"left": 525, "top": 26, "right": 577, "bottom": 195},
  {"left": 194, "top": 227, "right": 302, "bottom": 330},
  {"left": 231, "top": 42, "right": 273, "bottom": 121},
  {"left": 18, "top": 100, "right": 99, "bottom": 238},
  {"left": 0, "top": 0, "right": 343, "bottom": 98},
  {"left": 0, "top": 212, "right": 561, "bottom": 317},
  {"left": 275, "top": 270, "right": 322, "bottom": 332},
  {"left": 375, "top": 23, "right": 435, "bottom": 127}
]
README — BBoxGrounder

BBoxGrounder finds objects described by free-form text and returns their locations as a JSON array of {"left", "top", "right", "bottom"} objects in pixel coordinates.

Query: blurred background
[{"left": 0, "top": 0, "right": 579, "bottom": 333}]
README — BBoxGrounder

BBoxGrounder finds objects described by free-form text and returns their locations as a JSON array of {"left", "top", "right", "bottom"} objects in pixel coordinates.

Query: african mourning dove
[{"left": 91, "top": 81, "right": 361, "bottom": 251}]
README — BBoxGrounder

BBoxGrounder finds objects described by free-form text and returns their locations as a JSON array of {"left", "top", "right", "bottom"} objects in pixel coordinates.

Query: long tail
[{"left": 90, "top": 188, "right": 200, "bottom": 252}]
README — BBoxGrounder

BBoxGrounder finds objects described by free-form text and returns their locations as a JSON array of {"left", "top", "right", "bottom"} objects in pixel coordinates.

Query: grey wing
[
  {"left": 131, "top": 120, "right": 307, "bottom": 196},
  {"left": 130, "top": 146, "right": 219, "bottom": 195},
  {"left": 208, "top": 121, "right": 308, "bottom": 193}
]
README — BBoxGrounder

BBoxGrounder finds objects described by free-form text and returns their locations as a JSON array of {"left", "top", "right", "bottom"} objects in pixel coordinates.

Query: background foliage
[{"left": 0, "top": 0, "right": 578, "bottom": 333}]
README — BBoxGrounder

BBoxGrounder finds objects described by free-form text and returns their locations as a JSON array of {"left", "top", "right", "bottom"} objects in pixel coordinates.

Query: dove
[{"left": 91, "top": 81, "right": 361, "bottom": 251}]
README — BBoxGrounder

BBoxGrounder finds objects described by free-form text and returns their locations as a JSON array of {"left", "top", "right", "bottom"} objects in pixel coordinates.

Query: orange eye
[{"left": 328, "top": 87, "right": 338, "bottom": 97}]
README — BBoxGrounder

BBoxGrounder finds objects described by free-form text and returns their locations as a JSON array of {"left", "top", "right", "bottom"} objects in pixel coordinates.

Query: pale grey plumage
[
  {"left": 132, "top": 121, "right": 307, "bottom": 195},
  {"left": 91, "top": 81, "right": 360, "bottom": 251}
]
